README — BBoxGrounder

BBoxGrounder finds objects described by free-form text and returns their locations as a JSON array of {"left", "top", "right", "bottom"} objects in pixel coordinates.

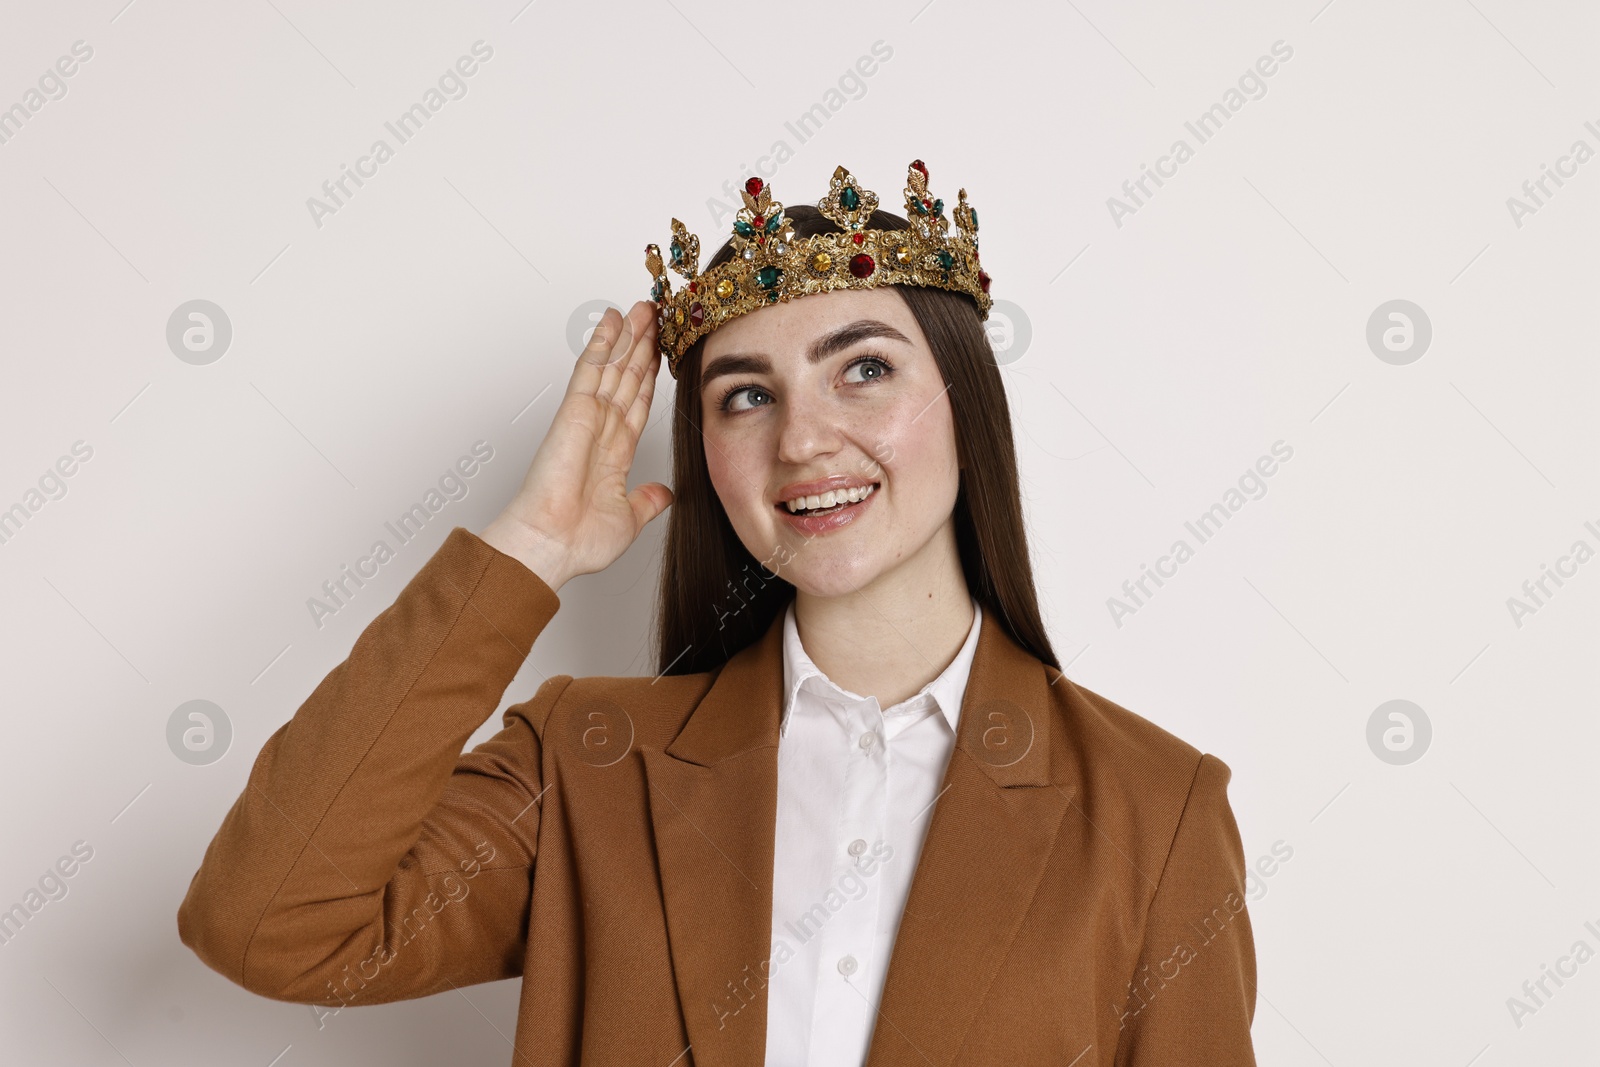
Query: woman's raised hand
[{"left": 480, "top": 301, "right": 673, "bottom": 593}]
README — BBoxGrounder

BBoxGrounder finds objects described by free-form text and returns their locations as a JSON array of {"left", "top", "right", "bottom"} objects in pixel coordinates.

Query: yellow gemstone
[
  {"left": 894, "top": 243, "right": 913, "bottom": 265},
  {"left": 811, "top": 251, "right": 833, "bottom": 272},
  {"left": 673, "top": 306, "right": 685, "bottom": 326},
  {"left": 715, "top": 278, "right": 735, "bottom": 299}
]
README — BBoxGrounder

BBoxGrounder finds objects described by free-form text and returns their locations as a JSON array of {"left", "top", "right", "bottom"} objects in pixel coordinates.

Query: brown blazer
[{"left": 177, "top": 526, "right": 1258, "bottom": 1066}]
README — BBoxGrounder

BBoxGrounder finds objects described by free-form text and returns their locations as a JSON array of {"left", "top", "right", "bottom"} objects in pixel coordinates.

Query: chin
[{"left": 780, "top": 555, "right": 884, "bottom": 600}]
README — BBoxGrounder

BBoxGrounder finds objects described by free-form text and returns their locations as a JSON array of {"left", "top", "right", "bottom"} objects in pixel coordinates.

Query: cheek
[
  {"left": 872, "top": 396, "right": 959, "bottom": 485},
  {"left": 703, "top": 447, "right": 736, "bottom": 509},
  {"left": 703, "top": 431, "right": 768, "bottom": 519}
]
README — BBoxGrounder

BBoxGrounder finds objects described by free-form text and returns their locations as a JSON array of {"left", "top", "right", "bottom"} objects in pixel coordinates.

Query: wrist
[{"left": 479, "top": 514, "right": 575, "bottom": 593}]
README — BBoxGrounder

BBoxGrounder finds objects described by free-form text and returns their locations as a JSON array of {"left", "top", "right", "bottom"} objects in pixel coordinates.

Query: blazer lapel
[
  {"left": 643, "top": 601, "right": 1076, "bottom": 1067},
  {"left": 862, "top": 608, "right": 1075, "bottom": 1067},
  {"left": 642, "top": 610, "right": 787, "bottom": 1067}
]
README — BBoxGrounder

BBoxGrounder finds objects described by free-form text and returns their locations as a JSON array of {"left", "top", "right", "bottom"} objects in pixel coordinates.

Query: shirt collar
[{"left": 779, "top": 595, "right": 984, "bottom": 738}]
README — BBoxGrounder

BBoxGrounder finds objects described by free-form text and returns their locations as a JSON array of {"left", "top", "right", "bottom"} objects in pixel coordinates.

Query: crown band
[{"left": 645, "top": 159, "right": 993, "bottom": 379}]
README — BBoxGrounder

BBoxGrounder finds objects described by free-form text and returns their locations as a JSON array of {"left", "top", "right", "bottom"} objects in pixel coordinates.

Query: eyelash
[{"left": 715, "top": 352, "right": 897, "bottom": 414}]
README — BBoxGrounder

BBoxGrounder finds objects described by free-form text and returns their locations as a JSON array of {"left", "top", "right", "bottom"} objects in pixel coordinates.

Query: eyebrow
[{"left": 699, "top": 319, "right": 913, "bottom": 391}]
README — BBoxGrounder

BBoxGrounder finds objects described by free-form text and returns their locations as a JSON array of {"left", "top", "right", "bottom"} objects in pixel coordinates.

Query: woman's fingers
[
  {"left": 625, "top": 335, "right": 662, "bottom": 440},
  {"left": 594, "top": 302, "right": 647, "bottom": 405},
  {"left": 563, "top": 301, "right": 661, "bottom": 474},
  {"left": 567, "top": 302, "right": 645, "bottom": 403},
  {"left": 566, "top": 306, "right": 615, "bottom": 401},
  {"left": 608, "top": 306, "right": 658, "bottom": 424}
]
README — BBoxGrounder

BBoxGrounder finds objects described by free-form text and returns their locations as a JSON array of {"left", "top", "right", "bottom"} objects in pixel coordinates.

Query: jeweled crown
[{"left": 645, "top": 159, "right": 992, "bottom": 379}]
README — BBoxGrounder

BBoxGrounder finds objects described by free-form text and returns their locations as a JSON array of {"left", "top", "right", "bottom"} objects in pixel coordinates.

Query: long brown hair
[{"left": 652, "top": 204, "right": 1059, "bottom": 676}]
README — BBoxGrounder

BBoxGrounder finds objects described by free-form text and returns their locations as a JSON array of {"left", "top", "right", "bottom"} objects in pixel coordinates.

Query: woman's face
[{"left": 697, "top": 285, "right": 963, "bottom": 599}]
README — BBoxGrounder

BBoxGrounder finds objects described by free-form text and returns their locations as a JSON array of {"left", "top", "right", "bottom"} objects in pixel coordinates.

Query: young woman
[{"left": 178, "top": 162, "right": 1258, "bottom": 1066}]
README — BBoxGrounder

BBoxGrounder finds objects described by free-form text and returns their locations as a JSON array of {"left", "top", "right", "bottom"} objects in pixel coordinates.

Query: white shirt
[{"left": 763, "top": 595, "right": 984, "bottom": 1067}]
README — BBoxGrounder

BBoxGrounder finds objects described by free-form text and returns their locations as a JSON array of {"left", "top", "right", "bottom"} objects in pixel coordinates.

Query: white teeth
[{"left": 784, "top": 483, "right": 876, "bottom": 513}]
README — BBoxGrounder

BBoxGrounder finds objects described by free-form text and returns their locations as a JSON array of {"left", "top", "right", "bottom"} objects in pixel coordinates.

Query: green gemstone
[
  {"left": 756, "top": 265, "right": 783, "bottom": 289},
  {"left": 733, "top": 219, "right": 755, "bottom": 238},
  {"left": 651, "top": 279, "right": 665, "bottom": 301},
  {"left": 764, "top": 214, "right": 782, "bottom": 234},
  {"left": 669, "top": 241, "right": 683, "bottom": 263},
  {"left": 933, "top": 198, "right": 944, "bottom": 215},
  {"left": 970, "top": 208, "right": 979, "bottom": 230},
  {"left": 936, "top": 250, "right": 954, "bottom": 270},
  {"left": 912, "top": 198, "right": 928, "bottom": 216},
  {"left": 840, "top": 186, "right": 860, "bottom": 211},
  {"left": 767, "top": 291, "right": 780, "bottom": 302}
]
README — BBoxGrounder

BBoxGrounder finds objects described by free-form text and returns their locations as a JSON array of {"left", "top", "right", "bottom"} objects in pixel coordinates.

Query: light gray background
[{"left": 2, "top": 0, "right": 1597, "bottom": 1064}]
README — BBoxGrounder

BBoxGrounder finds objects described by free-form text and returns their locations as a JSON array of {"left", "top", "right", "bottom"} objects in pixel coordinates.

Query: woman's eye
[
  {"left": 724, "top": 386, "right": 769, "bottom": 413},
  {"left": 844, "top": 356, "right": 893, "bottom": 383},
  {"left": 720, "top": 355, "right": 893, "bottom": 414}
]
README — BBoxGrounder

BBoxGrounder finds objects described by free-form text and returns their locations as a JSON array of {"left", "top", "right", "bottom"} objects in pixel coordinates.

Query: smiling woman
[
  {"left": 659, "top": 201, "right": 1055, "bottom": 677},
  {"left": 177, "top": 159, "right": 1258, "bottom": 1067}
]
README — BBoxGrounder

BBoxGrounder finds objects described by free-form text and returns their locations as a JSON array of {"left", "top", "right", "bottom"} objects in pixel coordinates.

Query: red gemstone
[
  {"left": 923, "top": 198, "right": 932, "bottom": 213},
  {"left": 851, "top": 233, "right": 865, "bottom": 245},
  {"left": 688, "top": 281, "right": 698, "bottom": 293},
  {"left": 745, "top": 176, "right": 763, "bottom": 197},
  {"left": 689, "top": 301, "right": 705, "bottom": 327},
  {"left": 757, "top": 236, "right": 765, "bottom": 246},
  {"left": 849, "top": 253, "right": 875, "bottom": 279},
  {"left": 978, "top": 270, "right": 992, "bottom": 293},
  {"left": 910, "top": 159, "right": 928, "bottom": 179},
  {"left": 753, "top": 215, "right": 764, "bottom": 227}
]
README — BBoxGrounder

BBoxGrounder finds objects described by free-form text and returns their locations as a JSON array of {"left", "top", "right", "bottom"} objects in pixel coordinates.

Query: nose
[{"left": 774, "top": 385, "right": 846, "bottom": 469}]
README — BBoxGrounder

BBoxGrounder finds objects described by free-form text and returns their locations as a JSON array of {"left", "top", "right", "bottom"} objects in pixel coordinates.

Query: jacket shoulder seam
[{"left": 1143, "top": 751, "right": 1211, "bottom": 912}]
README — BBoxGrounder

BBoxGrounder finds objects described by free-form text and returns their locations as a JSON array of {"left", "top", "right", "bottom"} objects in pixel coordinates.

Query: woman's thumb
[{"left": 628, "top": 482, "right": 674, "bottom": 529}]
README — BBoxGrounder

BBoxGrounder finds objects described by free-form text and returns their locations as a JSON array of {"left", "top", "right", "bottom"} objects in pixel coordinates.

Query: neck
[{"left": 791, "top": 524, "right": 975, "bottom": 708}]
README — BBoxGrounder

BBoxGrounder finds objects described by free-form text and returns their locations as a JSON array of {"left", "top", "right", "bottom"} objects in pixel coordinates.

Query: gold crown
[{"left": 645, "top": 159, "right": 992, "bottom": 379}]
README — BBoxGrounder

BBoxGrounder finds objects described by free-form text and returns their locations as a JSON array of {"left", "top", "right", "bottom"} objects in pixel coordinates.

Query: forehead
[{"left": 700, "top": 286, "right": 919, "bottom": 360}]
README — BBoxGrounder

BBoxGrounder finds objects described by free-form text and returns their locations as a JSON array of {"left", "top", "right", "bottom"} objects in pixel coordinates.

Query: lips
[
  {"left": 774, "top": 482, "right": 879, "bottom": 514},
  {"left": 775, "top": 481, "right": 879, "bottom": 535},
  {"left": 773, "top": 476, "right": 880, "bottom": 508}
]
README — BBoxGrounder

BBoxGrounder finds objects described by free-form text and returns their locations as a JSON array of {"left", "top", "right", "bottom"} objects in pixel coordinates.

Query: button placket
[{"left": 808, "top": 697, "right": 888, "bottom": 1054}]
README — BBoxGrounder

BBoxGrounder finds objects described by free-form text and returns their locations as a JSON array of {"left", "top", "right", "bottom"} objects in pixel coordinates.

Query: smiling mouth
[{"left": 775, "top": 483, "right": 880, "bottom": 517}]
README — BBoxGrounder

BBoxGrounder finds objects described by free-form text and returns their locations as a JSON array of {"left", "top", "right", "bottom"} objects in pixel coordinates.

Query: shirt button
[
  {"left": 859, "top": 732, "right": 878, "bottom": 750},
  {"left": 838, "top": 954, "right": 858, "bottom": 976},
  {"left": 847, "top": 839, "right": 868, "bottom": 857}
]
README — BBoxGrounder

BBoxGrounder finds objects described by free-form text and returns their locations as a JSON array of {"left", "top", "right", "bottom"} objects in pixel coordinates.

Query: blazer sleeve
[
  {"left": 1113, "top": 753, "right": 1258, "bottom": 1066},
  {"left": 176, "top": 525, "right": 575, "bottom": 1008}
]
